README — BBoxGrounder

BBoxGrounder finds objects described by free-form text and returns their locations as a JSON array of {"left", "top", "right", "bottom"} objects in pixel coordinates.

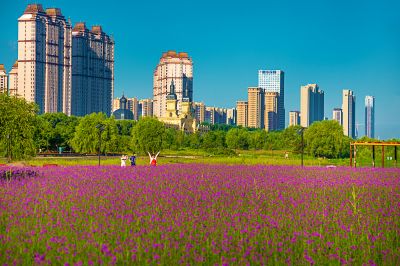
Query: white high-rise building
[
  {"left": 71, "top": 23, "right": 114, "bottom": 116},
  {"left": 153, "top": 51, "right": 193, "bottom": 118},
  {"left": 365, "top": 96, "right": 375, "bottom": 138},
  {"left": 300, "top": 84, "right": 324, "bottom": 127},
  {"left": 342, "top": 89, "right": 356, "bottom": 138},
  {"left": 139, "top": 99, "right": 153, "bottom": 118},
  {"left": 332, "top": 108, "right": 343, "bottom": 126},
  {"left": 18, "top": 4, "right": 72, "bottom": 114},
  {"left": 289, "top": 111, "right": 300, "bottom": 126},
  {"left": 258, "top": 70, "right": 285, "bottom": 130},
  {"left": 226, "top": 108, "right": 237, "bottom": 125}
]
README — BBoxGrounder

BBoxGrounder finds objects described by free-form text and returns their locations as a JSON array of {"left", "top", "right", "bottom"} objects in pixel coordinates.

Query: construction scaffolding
[{"left": 350, "top": 142, "right": 399, "bottom": 168}]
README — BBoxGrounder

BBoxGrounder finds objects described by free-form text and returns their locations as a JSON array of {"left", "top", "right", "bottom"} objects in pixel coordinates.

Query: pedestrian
[
  {"left": 285, "top": 151, "right": 289, "bottom": 159},
  {"left": 147, "top": 151, "right": 160, "bottom": 166},
  {"left": 129, "top": 154, "right": 136, "bottom": 166},
  {"left": 121, "top": 154, "right": 127, "bottom": 167}
]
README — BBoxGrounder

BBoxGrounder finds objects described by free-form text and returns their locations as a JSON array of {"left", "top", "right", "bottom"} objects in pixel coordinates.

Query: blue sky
[{"left": 1, "top": 0, "right": 399, "bottom": 139}]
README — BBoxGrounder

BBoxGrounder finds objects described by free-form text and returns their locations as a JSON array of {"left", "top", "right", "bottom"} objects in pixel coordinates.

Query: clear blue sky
[{"left": 1, "top": 0, "right": 399, "bottom": 139}]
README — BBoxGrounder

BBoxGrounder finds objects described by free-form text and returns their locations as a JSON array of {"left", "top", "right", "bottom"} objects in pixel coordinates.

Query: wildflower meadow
[{"left": 0, "top": 165, "right": 399, "bottom": 265}]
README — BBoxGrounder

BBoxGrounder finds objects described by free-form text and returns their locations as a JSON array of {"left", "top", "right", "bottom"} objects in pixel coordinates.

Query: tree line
[{"left": 1, "top": 94, "right": 397, "bottom": 161}]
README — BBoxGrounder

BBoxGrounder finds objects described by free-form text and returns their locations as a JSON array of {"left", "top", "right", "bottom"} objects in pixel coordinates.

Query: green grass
[{"left": 2, "top": 148, "right": 397, "bottom": 167}]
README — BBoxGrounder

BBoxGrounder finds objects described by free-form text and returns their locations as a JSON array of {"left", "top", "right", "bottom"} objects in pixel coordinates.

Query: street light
[
  {"left": 297, "top": 127, "right": 305, "bottom": 167},
  {"left": 6, "top": 134, "right": 11, "bottom": 163},
  {"left": 96, "top": 124, "right": 105, "bottom": 166}
]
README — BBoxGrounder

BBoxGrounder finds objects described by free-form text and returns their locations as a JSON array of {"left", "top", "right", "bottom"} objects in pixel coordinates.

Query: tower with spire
[{"left": 166, "top": 80, "right": 178, "bottom": 118}]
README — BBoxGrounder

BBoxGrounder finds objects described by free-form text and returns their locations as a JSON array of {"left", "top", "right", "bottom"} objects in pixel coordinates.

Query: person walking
[
  {"left": 121, "top": 154, "right": 127, "bottom": 167},
  {"left": 129, "top": 154, "right": 136, "bottom": 166},
  {"left": 147, "top": 151, "right": 160, "bottom": 166}
]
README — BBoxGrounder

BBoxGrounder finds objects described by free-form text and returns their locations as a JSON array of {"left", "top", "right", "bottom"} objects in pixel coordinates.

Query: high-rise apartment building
[
  {"left": 113, "top": 98, "right": 120, "bottom": 112},
  {"left": 342, "top": 89, "right": 355, "bottom": 138},
  {"left": 289, "top": 111, "right": 300, "bottom": 126},
  {"left": 258, "top": 70, "right": 285, "bottom": 130},
  {"left": 8, "top": 61, "right": 18, "bottom": 96},
  {"left": 236, "top": 101, "right": 248, "bottom": 127},
  {"left": 264, "top": 92, "right": 278, "bottom": 131},
  {"left": 365, "top": 95, "right": 375, "bottom": 138},
  {"left": 247, "top": 87, "right": 264, "bottom": 129},
  {"left": 127, "top": 97, "right": 139, "bottom": 121},
  {"left": 139, "top": 99, "right": 153, "bottom": 118},
  {"left": 194, "top": 102, "right": 206, "bottom": 123},
  {"left": 153, "top": 51, "right": 193, "bottom": 118},
  {"left": 71, "top": 22, "right": 114, "bottom": 116},
  {"left": 300, "top": 84, "right": 324, "bottom": 127},
  {"left": 0, "top": 64, "right": 7, "bottom": 94},
  {"left": 226, "top": 108, "right": 237, "bottom": 125},
  {"left": 205, "top": 107, "right": 227, "bottom": 125},
  {"left": 332, "top": 108, "right": 343, "bottom": 126},
  {"left": 18, "top": 4, "right": 72, "bottom": 114}
]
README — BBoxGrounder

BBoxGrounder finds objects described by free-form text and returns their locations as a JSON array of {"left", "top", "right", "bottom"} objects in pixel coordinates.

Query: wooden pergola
[{"left": 350, "top": 142, "right": 399, "bottom": 168}]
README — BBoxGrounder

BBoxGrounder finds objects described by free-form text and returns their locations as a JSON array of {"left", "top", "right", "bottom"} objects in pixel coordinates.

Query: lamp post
[
  {"left": 297, "top": 127, "right": 305, "bottom": 167},
  {"left": 6, "top": 134, "right": 11, "bottom": 163},
  {"left": 96, "top": 124, "right": 105, "bottom": 166}
]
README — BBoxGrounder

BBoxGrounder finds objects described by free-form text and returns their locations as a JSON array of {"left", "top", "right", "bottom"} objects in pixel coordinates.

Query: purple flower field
[{"left": 1, "top": 165, "right": 399, "bottom": 265}]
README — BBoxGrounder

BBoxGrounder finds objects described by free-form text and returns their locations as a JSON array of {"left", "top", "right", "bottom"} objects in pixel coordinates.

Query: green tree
[
  {"left": 249, "top": 130, "right": 267, "bottom": 150},
  {"left": 263, "top": 131, "right": 284, "bottom": 151},
  {"left": 185, "top": 132, "right": 202, "bottom": 149},
  {"left": 226, "top": 128, "right": 249, "bottom": 150},
  {"left": 71, "top": 113, "right": 118, "bottom": 154},
  {"left": 131, "top": 117, "right": 165, "bottom": 154},
  {"left": 163, "top": 127, "right": 178, "bottom": 150},
  {"left": 40, "top": 113, "right": 80, "bottom": 151},
  {"left": 282, "top": 125, "right": 303, "bottom": 152},
  {"left": 0, "top": 94, "right": 37, "bottom": 161},
  {"left": 202, "top": 130, "right": 226, "bottom": 149},
  {"left": 304, "top": 120, "right": 350, "bottom": 158},
  {"left": 33, "top": 115, "right": 52, "bottom": 151}
]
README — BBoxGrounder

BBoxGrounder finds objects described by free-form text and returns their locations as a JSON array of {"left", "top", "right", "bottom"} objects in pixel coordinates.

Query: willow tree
[
  {"left": 71, "top": 113, "right": 118, "bottom": 154},
  {"left": 131, "top": 117, "right": 165, "bottom": 154},
  {"left": 0, "top": 94, "right": 37, "bottom": 161}
]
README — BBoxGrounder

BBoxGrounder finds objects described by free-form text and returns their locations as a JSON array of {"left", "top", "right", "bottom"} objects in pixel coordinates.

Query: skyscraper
[
  {"left": 289, "top": 111, "right": 300, "bottom": 126},
  {"left": 332, "top": 108, "right": 343, "bottom": 126},
  {"left": 18, "top": 4, "right": 72, "bottom": 114},
  {"left": 264, "top": 92, "right": 278, "bottom": 131},
  {"left": 342, "top": 89, "right": 356, "bottom": 138},
  {"left": 247, "top": 87, "right": 264, "bottom": 129},
  {"left": 0, "top": 64, "right": 7, "bottom": 94},
  {"left": 236, "top": 101, "right": 248, "bottom": 127},
  {"left": 71, "top": 22, "right": 114, "bottom": 116},
  {"left": 365, "top": 96, "right": 375, "bottom": 138},
  {"left": 258, "top": 70, "right": 284, "bottom": 130},
  {"left": 300, "top": 84, "right": 324, "bottom": 127},
  {"left": 153, "top": 51, "right": 193, "bottom": 118}
]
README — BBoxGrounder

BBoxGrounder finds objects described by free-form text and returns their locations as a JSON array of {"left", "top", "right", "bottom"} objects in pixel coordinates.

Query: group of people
[{"left": 120, "top": 151, "right": 160, "bottom": 167}]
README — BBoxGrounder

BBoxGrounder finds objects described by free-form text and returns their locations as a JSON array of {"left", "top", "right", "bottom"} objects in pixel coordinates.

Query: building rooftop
[
  {"left": 0, "top": 64, "right": 5, "bottom": 71},
  {"left": 162, "top": 50, "right": 190, "bottom": 59},
  {"left": 12, "top": 61, "right": 18, "bottom": 68},
  {"left": 91, "top": 26, "right": 103, "bottom": 35},
  {"left": 24, "top": 4, "right": 45, "bottom": 14},
  {"left": 73, "top": 22, "right": 87, "bottom": 32},
  {"left": 46, "top": 8, "right": 63, "bottom": 17}
]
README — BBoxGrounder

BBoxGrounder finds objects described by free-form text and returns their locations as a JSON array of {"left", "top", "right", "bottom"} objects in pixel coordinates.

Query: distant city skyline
[{"left": 1, "top": 0, "right": 399, "bottom": 139}]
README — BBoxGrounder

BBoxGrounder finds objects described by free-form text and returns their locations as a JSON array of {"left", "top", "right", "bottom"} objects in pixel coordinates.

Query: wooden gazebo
[{"left": 350, "top": 142, "right": 399, "bottom": 168}]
